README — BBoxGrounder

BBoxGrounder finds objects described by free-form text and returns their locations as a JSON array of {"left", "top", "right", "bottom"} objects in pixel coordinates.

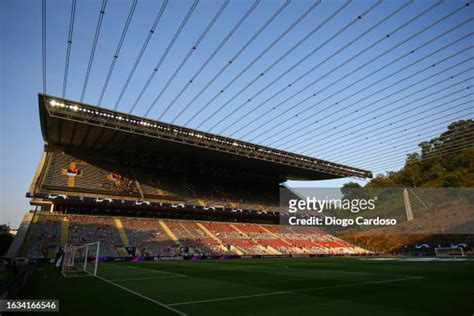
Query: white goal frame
[
  {"left": 61, "top": 241, "right": 100, "bottom": 277},
  {"left": 434, "top": 247, "right": 465, "bottom": 258}
]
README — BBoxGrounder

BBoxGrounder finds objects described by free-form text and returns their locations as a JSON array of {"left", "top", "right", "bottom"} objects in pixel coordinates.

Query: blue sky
[{"left": 1, "top": 0, "right": 472, "bottom": 227}]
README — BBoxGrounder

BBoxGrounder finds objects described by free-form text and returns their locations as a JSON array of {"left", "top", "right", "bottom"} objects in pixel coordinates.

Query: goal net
[
  {"left": 434, "top": 247, "right": 465, "bottom": 258},
  {"left": 61, "top": 242, "right": 100, "bottom": 277}
]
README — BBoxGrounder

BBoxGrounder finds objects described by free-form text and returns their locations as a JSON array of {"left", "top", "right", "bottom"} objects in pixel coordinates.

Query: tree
[
  {"left": 0, "top": 233, "right": 13, "bottom": 256},
  {"left": 341, "top": 182, "right": 362, "bottom": 200}
]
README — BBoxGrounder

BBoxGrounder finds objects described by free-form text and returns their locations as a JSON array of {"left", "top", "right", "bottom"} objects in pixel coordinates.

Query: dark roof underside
[{"left": 39, "top": 94, "right": 372, "bottom": 180}]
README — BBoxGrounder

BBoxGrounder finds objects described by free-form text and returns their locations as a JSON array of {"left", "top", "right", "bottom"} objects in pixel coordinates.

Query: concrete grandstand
[{"left": 8, "top": 94, "right": 372, "bottom": 259}]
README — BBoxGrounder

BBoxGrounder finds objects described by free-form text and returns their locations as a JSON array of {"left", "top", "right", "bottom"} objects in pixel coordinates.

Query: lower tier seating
[{"left": 22, "top": 212, "right": 368, "bottom": 258}]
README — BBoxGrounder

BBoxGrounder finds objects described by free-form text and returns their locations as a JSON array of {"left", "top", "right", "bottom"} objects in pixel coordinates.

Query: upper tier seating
[
  {"left": 40, "top": 152, "right": 279, "bottom": 211},
  {"left": 43, "top": 152, "right": 139, "bottom": 196}
]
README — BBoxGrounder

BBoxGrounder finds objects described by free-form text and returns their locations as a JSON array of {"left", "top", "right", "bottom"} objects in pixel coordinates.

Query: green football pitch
[{"left": 20, "top": 257, "right": 474, "bottom": 316}]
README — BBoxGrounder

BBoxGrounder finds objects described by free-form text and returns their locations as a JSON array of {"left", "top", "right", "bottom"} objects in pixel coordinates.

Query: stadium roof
[{"left": 39, "top": 94, "right": 372, "bottom": 180}]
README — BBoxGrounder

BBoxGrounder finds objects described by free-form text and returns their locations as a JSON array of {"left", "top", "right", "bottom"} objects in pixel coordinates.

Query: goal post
[
  {"left": 61, "top": 242, "right": 100, "bottom": 277},
  {"left": 434, "top": 247, "right": 465, "bottom": 258}
]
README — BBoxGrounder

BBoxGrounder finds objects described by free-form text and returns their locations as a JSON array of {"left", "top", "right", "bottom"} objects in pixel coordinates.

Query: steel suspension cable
[
  {"left": 348, "top": 135, "right": 474, "bottom": 169},
  {"left": 196, "top": 0, "right": 383, "bottom": 130},
  {"left": 42, "top": 0, "right": 47, "bottom": 94},
  {"left": 159, "top": 0, "right": 262, "bottom": 123},
  {"left": 358, "top": 139, "right": 474, "bottom": 169},
  {"left": 247, "top": 8, "right": 472, "bottom": 143},
  {"left": 372, "top": 145, "right": 474, "bottom": 171},
  {"left": 161, "top": 0, "right": 293, "bottom": 121},
  {"left": 298, "top": 76, "right": 474, "bottom": 155},
  {"left": 157, "top": 0, "right": 290, "bottom": 120},
  {"left": 276, "top": 44, "right": 473, "bottom": 146},
  {"left": 128, "top": 0, "right": 199, "bottom": 114},
  {"left": 198, "top": 2, "right": 376, "bottom": 131},
  {"left": 246, "top": 23, "right": 473, "bottom": 142},
  {"left": 318, "top": 99, "right": 473, "bottom": 160},
  {"left": 214, "top": 0, "right": 419, "bottom": 134},
  {"left": 275, "top": 46, "right": 473, "bottom": 149},
  {"left": 62, "top": 0, "right": 76, "bottom": 98},
  {"left": 300, "top": 79, "right": 473, "bottom": 155},
  {"left": 369, "top": 146, "right": 473, "bottom": 172},
  {"left": 97, "top": 0, "right": 137, "bottom": 106},
  {"left": 339, "top": 119, "right": 474, "bottom": 165},
  {"left": 80, "top": 0, "right": 107, "bottom": 102},
  {"left": 143, "top": 0, "right": 231, "bottom": 117},
  {"left": 331, "top": 117, "right": 473, "bottom": 166},
  {"left": 113, "top": 0, "right": 168, "bottom": 110}
]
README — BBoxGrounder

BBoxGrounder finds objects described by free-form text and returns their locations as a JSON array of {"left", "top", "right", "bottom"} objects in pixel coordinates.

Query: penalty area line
[
  {"left": 168, "top": 276, "right": 424, "bottom": 307},
  {"left": 96, "top": 275, "right": 187, "bottom": 316},
  {"left": 185, "top": 261, "right": 289, "bottom": 269},
  {"left": 110, "top": 275, "right": 186, "bottom": 282},
  {"left": 125, "top": 265, "right": 188, "bottom": 277}
]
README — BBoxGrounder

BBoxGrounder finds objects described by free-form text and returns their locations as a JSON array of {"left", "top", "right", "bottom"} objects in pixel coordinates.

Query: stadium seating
[
  {"left": 40, "top": 152, "right": 280, "bottom": 211},
  {"left": 22, "top": 213, "right": 367, "bottom": 258},
  {"left": 121, "top": 218, "right": 176, "bottom": 256},
  {"left": 68, "top": 216, "right": 122, "bottom": 257},
  {"left": 22, "top": 213, "right": 62, "bottom": 258},
  {"left": 43, "top": 152, "right": 140, "bottom": 196},
  {"left": 167, "top": 221, "right": 226, "bottom": 255}
]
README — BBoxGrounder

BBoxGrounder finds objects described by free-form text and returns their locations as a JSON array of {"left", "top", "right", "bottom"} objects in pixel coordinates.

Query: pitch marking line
[
  {"left": 231, "top": 263, "right": 289, "bottom": 269},
  {"left": 168, "top": 276, "right": 424, "bottom": 307},
  {"left": 96, "top": 275, "right": 187, "bottom": 316},
  {"left": 301, "top": 268, "right": 421, "bottom": 278},
  {"left": 117, "top": 264, "right": 188, "bottom": 277},
  {"left": 175, "top": 261, "right": 418, "bottom": 278},
  {"left": 176, "top": 260, "right": 291, "bottom": 269},
  {"left": 110, "top": 275, "right": 186, "bottom": 282},
  {"left": 197, "top": 262, "right": 290, "bottom": 269}
]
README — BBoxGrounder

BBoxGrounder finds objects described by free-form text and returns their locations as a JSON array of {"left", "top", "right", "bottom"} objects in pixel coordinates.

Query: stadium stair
[
  {"left": 155, "top": 187, "right": 171, "bottom": 197},
  {"left": 60, "top": 217, "right": 69, "bottom": 246},
  {"left": 196, "top": 223, "right": 237, "bottom": 254},
  {"left": 19, "top": 213, "right": 39, "bottom": 257},
  {"left": 158, "top": 220, "right": 181, "bottom": 245},
  {"left": 261, "top": 244, "right": 281, "bottom": 255},
  {"left": 284, "top": 226, "right": 313, "bottom": 254},
  {"left": 135, "top": 180, "right": 145, "bottom": 199},
  {"left": 114, "top": 219, "right": 131, "bottom": 256},
  {"left": 232, "top": 245, "right": 247, "bottom": 254},
  {"left": 67, "top": 162, "right": 76, "bottom": 187},
  {"left": 403, "top": 188, "right": 415, "bottom": 221},
  {"left": 230, "top": 224, "right": 276, "bottom": 255},
  {"left": 114, "top": 218, "right": 130, "bottom": 246},
  {"left": 259, "top": 226, "right": 306, "bottom": 254},
  {"left": 6, "top": 212, "right": 34, "bottom": 258},
  {"left": 179, "top": 222, "right": 196, "bottom": 238},
  {"left": 28, "top": 152, "right": 48, "bottom": 193}
]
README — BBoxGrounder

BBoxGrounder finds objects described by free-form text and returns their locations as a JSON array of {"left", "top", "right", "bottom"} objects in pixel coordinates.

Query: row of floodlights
[
  {"left": 49, "top": 100, "right": 167, "bottom": 128},
  {"left": 48, "top": 99, "right": 363, "bottom": 175}
]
